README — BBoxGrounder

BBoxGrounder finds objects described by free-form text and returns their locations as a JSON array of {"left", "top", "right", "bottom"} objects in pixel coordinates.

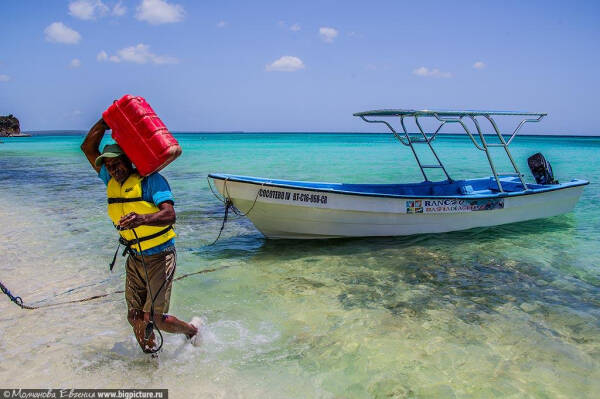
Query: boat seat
[
  {"left": 458, "top": 184, "right": 493, "bottom": 195},
  {"left": 459, "top": 185, "right": 474, "bottom": 195}
]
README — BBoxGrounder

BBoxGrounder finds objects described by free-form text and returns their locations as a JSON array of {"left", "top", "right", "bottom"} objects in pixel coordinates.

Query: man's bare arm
[
  {"left": 118, "top": 202, "right": 176, "bottom": 230},
  {"left": 81, "top": 118, "right": 109, "bottom": 173}
]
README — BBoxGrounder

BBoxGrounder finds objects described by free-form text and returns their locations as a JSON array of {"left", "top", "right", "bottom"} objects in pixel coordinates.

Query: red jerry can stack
[{"left": 102, "top": 95, "right": 182, "bottom": 176}]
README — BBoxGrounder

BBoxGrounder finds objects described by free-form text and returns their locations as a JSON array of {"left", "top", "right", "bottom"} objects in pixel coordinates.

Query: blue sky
[{"left": 1, "top": 0, "right": 599, "bottom": 134}]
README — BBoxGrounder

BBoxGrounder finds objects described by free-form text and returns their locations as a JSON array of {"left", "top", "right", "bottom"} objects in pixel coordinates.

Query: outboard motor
[{"left": 528, "top": 153, "right": 558, "bottom": 185}]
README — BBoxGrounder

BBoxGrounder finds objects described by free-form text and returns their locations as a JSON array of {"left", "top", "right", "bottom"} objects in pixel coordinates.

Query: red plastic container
[{"left": 102, "top": 95, "right": 182, "bottom": 176}]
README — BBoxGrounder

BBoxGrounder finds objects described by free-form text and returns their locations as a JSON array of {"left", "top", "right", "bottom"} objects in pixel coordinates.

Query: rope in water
[
  {"left": 208, "top": 198, "right": 233, "bottom": 246},
  {"left": 0, "top": 265, "right": 231, "bottom": 311},
  {"left": 207, "top": 176, "right": 227, "bottom": 205},
  {"left": 223, "top": 178, "right": 264, "bottom": 217},
  {"left": 206, "top": 176, "right": 264, "bottom": 246},
  {"left": 207, "top": 176, "right": 264, "bottom": 217},
  {"left": 2, "top": 177, "right": 255, "bottom": 311}
]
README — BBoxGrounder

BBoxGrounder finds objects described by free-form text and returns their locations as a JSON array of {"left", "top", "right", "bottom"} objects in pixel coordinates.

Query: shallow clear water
[{"left": 1, "top": 133, "right": 599, "bottom": 398}]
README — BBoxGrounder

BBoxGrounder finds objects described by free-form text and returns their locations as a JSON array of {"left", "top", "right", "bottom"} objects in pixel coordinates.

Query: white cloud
[
  {"left": 412, "top": 66, "right": 452, "bottom": 78},
  {"left": 99, "top": 44, "right": 178, "bottom": 64},
  {"left": 217, "top": 21, "right": 227, "bottom": 28},
  {"left": 265, "top": 56, "right": 305, "bottom": 72},
  {"left": 277, "top": 21, "right": 300, "bottom": 32},
  {"left": 70, "top": 58, "right": 81, "bottom": 68},
  {"left": 319, "top": 27, "right": 338, "bottom": 43},
  {"left": 44, "top": 22, "right": 82, "bottom": 44},
  {"left": 136, "top": 0, "right": 184, "bottom": 25},
  {"left": 112, "top": 1, "right": 127, "bottom": 16},
  {"left": 69, "top": 0, "right": 109, "bottom": 20},
  {"left": 97, "top": 50, "right": 108, "bottom": 61},
  {"left": 473, "top": 61, "right": 486, "bottom": 70},
  {"left": 0, "top": 74, "right": 10, "bottom": 82},
  {"left": 116, "top": 44, "right": 150, "bottom": 63},
  {"left": 151, "top": 55, "right": 179, "bottom": 64}
]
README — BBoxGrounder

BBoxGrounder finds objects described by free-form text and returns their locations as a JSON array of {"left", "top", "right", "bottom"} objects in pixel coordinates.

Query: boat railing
[
  {"left": 360, "top": 114, "right": 452, "bottom": 182},
  {"left": 355, "top": 109, "right": 547, "bottom": 192}
]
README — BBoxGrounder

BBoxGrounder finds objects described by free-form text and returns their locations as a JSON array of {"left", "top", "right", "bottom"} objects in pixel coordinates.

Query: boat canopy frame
[{"left": 353, "top": 109, "right": 547, "bottom": 192}]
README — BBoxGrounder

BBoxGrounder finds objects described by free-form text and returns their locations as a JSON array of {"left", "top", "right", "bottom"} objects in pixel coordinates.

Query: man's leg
[
  {"left": 142, "top": 249, "right": 201, "bottom": 342},
  {"left": 127, "top": 308, "right": 156, "bottom": 353},
  {"left": 145, "top": 312, "right": 198, "bottom": 337},
  {"left": 125, "top": 255, "right": 157, "bottom": 352}
]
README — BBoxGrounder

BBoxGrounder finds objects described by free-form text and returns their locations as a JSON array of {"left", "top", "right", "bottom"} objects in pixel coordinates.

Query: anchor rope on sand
[
  {"left": 0, "top": 265, "right": 231, "bottom": 311},
  {"left": 0, "top": 280, "right": 24, "bottom": 308}
]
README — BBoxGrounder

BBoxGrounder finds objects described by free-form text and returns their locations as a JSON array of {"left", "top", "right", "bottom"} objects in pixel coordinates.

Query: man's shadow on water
[{"left": 195, "top": 214, "right": 600, "bottom": 335}]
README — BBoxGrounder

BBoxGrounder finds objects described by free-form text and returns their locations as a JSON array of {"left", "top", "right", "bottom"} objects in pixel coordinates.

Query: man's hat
[{"left": 95, "top": 143, "right": 125, "bottom": 167}]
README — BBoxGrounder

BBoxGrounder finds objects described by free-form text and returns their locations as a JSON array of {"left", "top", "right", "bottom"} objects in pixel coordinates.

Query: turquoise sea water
[{"left": 1, "top": 133, "right": 599, "bottom": 398}]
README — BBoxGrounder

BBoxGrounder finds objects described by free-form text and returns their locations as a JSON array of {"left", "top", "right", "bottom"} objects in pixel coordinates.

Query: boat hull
[{"left": 210, "top": 176, "right": 586, "bottom": 239}]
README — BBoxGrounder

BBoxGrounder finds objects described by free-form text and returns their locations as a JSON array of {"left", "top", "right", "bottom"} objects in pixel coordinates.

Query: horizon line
[{"left": 16, "top": 130, "right": 600, "bottom": 138}]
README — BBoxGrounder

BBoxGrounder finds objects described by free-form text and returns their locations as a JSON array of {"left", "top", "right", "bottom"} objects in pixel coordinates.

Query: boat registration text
[{"left": 258, "top": 188, "right": 328, "bottom": 204}]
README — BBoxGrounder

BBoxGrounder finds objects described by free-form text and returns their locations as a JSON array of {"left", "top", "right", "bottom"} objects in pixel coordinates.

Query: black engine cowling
[{"left": 528, "top": 153, "right": 558, "bottom": 185}]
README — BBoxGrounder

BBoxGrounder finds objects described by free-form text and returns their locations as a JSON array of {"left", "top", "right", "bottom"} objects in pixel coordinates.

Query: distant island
[{"left": 0, "top": 114, "right": 30, "bottom": 137}]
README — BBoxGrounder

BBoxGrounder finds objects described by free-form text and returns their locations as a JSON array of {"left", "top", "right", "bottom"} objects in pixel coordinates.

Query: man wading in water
[{"left": 81, "top": 118, "right": 201, "bottom": 353}]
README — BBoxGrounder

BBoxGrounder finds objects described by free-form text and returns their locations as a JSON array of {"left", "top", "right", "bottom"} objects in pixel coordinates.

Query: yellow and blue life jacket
[{"left": 107, "top": 172, "right": 176, "bottom": 252}]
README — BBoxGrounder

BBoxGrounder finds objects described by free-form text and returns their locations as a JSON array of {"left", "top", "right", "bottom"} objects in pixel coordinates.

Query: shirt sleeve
[
  {"left": 98, "top": 165, "right": 110, "bottom": 186},
  {"left": 143, "top": 173, "right": 175, "bottom": 206}
]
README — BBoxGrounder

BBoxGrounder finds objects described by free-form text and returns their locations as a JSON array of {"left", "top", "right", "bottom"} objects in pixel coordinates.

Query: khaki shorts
[{"left": 125, "top": 248, "right": 176, "bottom": 314}]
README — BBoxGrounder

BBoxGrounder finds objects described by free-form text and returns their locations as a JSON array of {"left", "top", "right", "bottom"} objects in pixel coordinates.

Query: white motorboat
[{"left": 208, "top": 109, "right": 588, "bottom": 239}]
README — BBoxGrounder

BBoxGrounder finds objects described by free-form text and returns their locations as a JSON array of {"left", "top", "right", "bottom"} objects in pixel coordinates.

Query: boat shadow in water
[
  {"left": 187, "top": 205, "right": 578, "bottom": 261},
  {"left": 251, "top": 214, "right": 599, "bottom": 336},
  {"left": 253, "top": 214, "right": 578, "bottom": 257}
]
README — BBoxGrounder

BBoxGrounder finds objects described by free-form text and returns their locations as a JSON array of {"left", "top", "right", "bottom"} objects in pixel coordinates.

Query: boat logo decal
[
  {"left": 406, "top": 198, "right": 504, "bottom": 214},
  {"left": 406, "top": 200, "right": 423, "bottom": 213}
]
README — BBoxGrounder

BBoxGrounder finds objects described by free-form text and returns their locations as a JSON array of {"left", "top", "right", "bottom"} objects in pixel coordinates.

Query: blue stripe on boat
[{"left": 208, "top": 173, "right": 589, "bottom": 200}]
